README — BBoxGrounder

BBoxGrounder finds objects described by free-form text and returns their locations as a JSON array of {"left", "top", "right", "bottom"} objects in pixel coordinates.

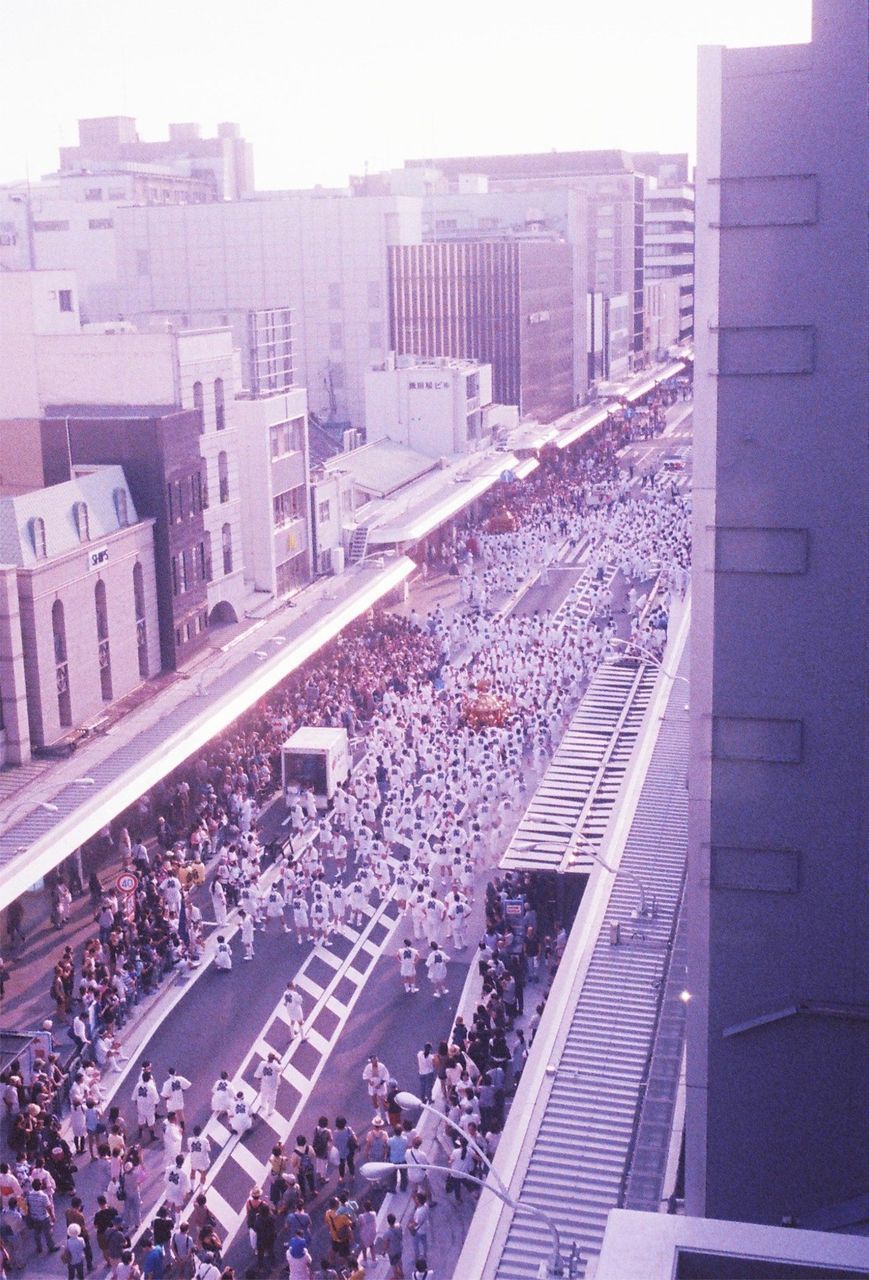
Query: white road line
[
  {"left": 294, "top": 972, "right": 324, "bottom": 998},
  {"left": 312, "top": 945, "right": 343, "bottom": 970},
  {"left": 231, "top": 1142, "right": 264, "bottom": 1183},
  {"left": 281, "top": 1062, "right": 310, "bottom": 1094},
  {"left": 306, "top": 1029, "right": 330, "bottom": 1055}
]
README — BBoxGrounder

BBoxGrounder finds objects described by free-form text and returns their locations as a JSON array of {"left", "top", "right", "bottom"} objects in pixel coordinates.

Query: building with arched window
[{"left": 0, "top": 465, "right": 158, "bottom": 758}]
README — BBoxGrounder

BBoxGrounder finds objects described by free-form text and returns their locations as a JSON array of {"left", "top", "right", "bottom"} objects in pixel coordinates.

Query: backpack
[{"left": 312, "top": 1128, "right": 329, "bottom": 1158}]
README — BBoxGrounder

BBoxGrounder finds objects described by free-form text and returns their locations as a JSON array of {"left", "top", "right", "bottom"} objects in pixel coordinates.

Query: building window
[
  {"left": 214, "top": 377, "right": 225, "bottom": 431},
  {"left": 58, "top": 289, "right": 73, "bottom": 313},
  {"left": 179, "top": 549, "right": 189, "bottom": 593},
  {"left": 88, "top": 218, "right": 114, "bottom": 230},
  {"left": 218, "top": 452, "right": 229, "bottom": 503},
  {"left": 193, "top": 471, "right": 203, "bottom": 513},
  {"left": 273, "top": 486, "right": 305, "bottom": 527},
  {"left": 133, "top": 562, "right": 149, "bottom": 679},
  {"left": 84, "top": 188, "right": 103, "bottom": 201},
  {"left": 192, "top": 380, "right": 204, "bottom": 433},
  {"left": 171, "top": 556, "right": 180, "bottom": 597},
  {"left": 270, "top": 418, "right": 304, "bottom": 459},
  {"left": 33, "top": 221, "right": 70, "bottom": 232},
  {"left": 30, "top": 517, "right": 47, "bottom": 559},
  {"left": 276, "top": 552, "right": 306, "bottom": 596},
  {"left": 95, "top": 579, "right": 112, "bottom": 701},
  {"left": 318, "top": 500, "right": 331, "bottom": 523},
  {"left": 204, "top": 531, "right": 213, "bottom": 581},
  {"left": 52, "top": 599, "right": 71, "bottom": 726},
  {"left": 73, "top": 501, "right": 90, "bottom": 542},
  {"left": 113, "top": 488, "right": 129, "bottom": 527},
  {"left": 222, "top": 523, "right": 233, "bottom": 575}
]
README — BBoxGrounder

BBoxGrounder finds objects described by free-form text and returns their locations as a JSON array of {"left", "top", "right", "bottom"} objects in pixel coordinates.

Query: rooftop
[{"left": 0, "top": 464, "right": 139, "bottom": 567}]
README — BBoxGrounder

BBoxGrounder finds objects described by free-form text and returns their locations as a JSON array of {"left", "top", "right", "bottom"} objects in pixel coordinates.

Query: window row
[
  {"left": 167, "top": 471, "right": 208, "bottom": 523},
  {"left": 51, "top": 563, "right": 151, "bottom": 725},
  {"left": 175, "top": 610, "right": 209, "bottom": 651},
  {"left": 273, "top": 486, "right": 305, "bottom": 527},
  {"left": 171, "top": 540, "right": 213, "bottom": 596},
  {"left": 192, "top": 377, "right": 225, "bottom": 431},
  {"left": 269, "top": 417, "right": 305, "bottom": 459}
]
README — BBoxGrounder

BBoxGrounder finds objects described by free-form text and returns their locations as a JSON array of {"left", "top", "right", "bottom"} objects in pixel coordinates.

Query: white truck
[{"left": 281, "top": 727, "right": 351, "bottom": 806}]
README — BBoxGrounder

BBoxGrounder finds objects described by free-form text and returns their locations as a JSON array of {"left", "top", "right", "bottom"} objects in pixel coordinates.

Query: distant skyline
[{"left": 3, "top": 0, "right": 811, "bottom": 191}]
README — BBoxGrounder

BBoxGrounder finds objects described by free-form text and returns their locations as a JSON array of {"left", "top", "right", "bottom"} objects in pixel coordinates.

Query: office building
[
  {"left": 688, "top": 0, "right": 867, "bottom": 1227},
  {"left": 365, "top": 354, "right": 516, "bottom": 457},
  {"left": 645, "top": 179, "right": 694, "bottom": 343},
  {"left": 0, "top": 466, "right": 158, "bottom": 757},
  {"left": 388, "top": 240, "right": 574, "bottom": 422},
  {"left": 405, "top": 149, "right": 645, "bottom": 367},
  {"left": 59, "top": 116, "right": 254, "bottom": 201}
]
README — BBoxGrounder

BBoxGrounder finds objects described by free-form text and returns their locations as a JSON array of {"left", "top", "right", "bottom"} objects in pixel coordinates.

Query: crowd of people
[{"left": 0, "top": 385, "right": 691, "bottom": 1278}]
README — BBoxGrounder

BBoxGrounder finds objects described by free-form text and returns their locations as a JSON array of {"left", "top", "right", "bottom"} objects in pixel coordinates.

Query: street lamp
[
  {"left": 359, "top": 1160, "right": 565, "bottom": 1278},
  {"left": 537, "top": 817, "right": 655, "bottom": 918},
  {"left": 394, "top": 1090, "right": 506, "bottom": 1192},
  {"left": 610, "top": 635, "right": 688, "bottom": 685}
]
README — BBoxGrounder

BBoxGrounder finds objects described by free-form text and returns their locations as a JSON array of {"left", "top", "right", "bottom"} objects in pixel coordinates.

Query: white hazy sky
[{"left": 2, "top": 0, "right": 812, "bottom": 190}]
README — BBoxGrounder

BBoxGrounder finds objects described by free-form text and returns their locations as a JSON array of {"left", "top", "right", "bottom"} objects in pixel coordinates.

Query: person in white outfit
[
  {"left": 255, "top": 1053, "right": 281, "bottom": 1117},
  {"left": 163, "top": 1154, "right": 190, "bottom": 1214},
  {"left": 187, "top": 1126, "right": 213, "bottom": 1186},
  {"left": 132, "top": 1071, "right": 159, "bottom": 1142},
  {"left": 397, "top": 939, "right": 420, "bottom": 994},
  {"left": 239, "top": 910, "right": 255, "bottom": 961},
  {"left": 210, "top": 1072, "right": 233, "bottom": 1118},
  {"left": 283, "top": 983, "right": 305, "bottom": 1039},
  {"left": 214, "top": 935, "right": 232, "bottom": 971},
  {"left": 229, "top": 1092, "right": 253, "bottom": 1136},
  {"left": 425, "top": 942, "right": 449, "bottom": 998},
  {"left": 210, "top": 880, "right": 228, "bottom": 927},
  {"left": 161, "top": 1069, "right": 192, "bottom": 1127}
]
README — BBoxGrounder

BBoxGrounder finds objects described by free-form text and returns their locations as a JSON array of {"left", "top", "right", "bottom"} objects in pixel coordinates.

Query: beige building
[{"left": 0, "top": 465, "right": 158, "bottom": 761}]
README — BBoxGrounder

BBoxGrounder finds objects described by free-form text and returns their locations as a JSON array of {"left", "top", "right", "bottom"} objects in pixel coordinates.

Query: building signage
[
  {"left": 408, "top": 380, "right": 450, "bottom": 390},
  {"left": 528, "top": 310, "right": 551, "bottom": 325},
  {"left": 88, "top": 545, "right": 109, "bottom": 570}
]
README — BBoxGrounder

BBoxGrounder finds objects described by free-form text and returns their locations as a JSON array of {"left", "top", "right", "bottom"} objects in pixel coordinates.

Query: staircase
[{"left": 347, "top": 524, "right": 370, "bottom": 564}]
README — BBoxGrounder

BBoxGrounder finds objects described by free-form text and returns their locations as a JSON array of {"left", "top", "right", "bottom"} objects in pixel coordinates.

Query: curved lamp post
[
  {"left": 394, "top": 1089, "right": 507, "bottom": 1192},
  {"left": 360, "top": 1160, "right": 564, "bottom": 1278}
]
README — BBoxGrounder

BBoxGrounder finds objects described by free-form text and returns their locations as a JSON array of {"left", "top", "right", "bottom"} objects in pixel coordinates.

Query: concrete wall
[
  {"left": 0, "top": 564, "right": 30, "bottom": 764},
  {"left": 688, "top": 0, "right": 868, "bottom": 1225}
]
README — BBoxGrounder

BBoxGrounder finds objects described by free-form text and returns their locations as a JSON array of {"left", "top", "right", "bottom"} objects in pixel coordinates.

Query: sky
[{"left": 2, "top": 0, "right": 812, "bottom": 190}]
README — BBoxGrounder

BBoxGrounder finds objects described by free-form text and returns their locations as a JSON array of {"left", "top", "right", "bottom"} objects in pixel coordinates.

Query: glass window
[
  {"left": 113, "top": 488, "right": 128, "bottom": 527},
  {"left": 30, "top": 517, "right": 47, "bottom": 559},
  {"left": 318, "top": 500, "right": 331, "bottom": 523},
  {"left": 214, "top": 377, "right": 225, "bottom": 430},
  {"left": 222, "top": 523, "right": 233, "bottom": 575},
  {"left": 58, "top": 289, "right": 73, "bottom": 313},
  {"left": 218, "top": 452, "right": 229, "bottom": 503},
  {"left": 73, "top": 501, "right": 90, "bottom": 542}
]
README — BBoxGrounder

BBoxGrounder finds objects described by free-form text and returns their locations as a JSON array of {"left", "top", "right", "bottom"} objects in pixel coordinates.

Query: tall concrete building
[
  {"left": 388, "top": 240, "right": 574, "bottom": 422},
  {"left": 406, "top": 149, "right": 645, "bottom": 368},
  {"left": 688, "top": 0, "right": 867, "bottom": 1229}
]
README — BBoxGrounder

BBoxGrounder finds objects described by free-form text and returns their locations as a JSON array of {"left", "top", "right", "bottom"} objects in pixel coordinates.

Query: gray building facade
[{"left": 688, "top": 0, "right": 867, "bottom": 1228}]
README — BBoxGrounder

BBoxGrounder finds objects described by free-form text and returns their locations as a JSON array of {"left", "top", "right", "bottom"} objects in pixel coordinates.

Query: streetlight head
[
  {"left": 680, "top": 989, "right": 692, "bottom": 1003},
  {"left": 396, "top": 1090, "right": 423, "bottom": 1109},
  {"left": 360, "top": 1161, "right": 393, "bottom": 1181}
]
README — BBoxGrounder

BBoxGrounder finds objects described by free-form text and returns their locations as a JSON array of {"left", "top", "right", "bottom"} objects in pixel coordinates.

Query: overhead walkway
[{"left": 456, "top": 602, "right": 691, "bottom": 1280}]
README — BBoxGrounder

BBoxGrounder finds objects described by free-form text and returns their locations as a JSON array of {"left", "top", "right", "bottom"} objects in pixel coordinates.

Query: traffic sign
[
  {"left": 500, "top": 469, "right": 515, "bottom": 484},
  {"left": 116, "top": 871, "right": 139, "bottom": 894}
]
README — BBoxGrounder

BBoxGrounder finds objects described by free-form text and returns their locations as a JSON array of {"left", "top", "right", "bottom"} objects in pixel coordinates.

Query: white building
[
  {"left": 365, "top": 354, "right": 517, "bottom": 457},
  {"left": 644, "top": 180, "right": 694, "bottom": 342},
  {"left": 0, "top": 465, "right": 158, "bottom": 761},
  {"left": 235, "top": 385, "right": 311, "bottom": 598},
  {"left": 100, "top": 192, "right": 423, "bottom": 431}
]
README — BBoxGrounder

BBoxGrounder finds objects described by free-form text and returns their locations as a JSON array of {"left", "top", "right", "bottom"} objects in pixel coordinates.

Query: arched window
[
  {"left": 73, "top": 501, "right": 90, "bottom": 543},
  {"left": 30, "top": 517, "right": 47, "bottom": 559},
  {"left": 95, "top": 579, "right": 112, "bottom": 701},
  {"left": 221, "top": 522, "right": 233, "bottom": 575},
  {"left": 133, "top": 562, "right": 148, "bottom": 678},
  {"left": 113, "top": 487, "right": 129, "bottom": 527},
  {"left": 214, "top": 377, "right": 225, "bottom": 431},
  {"left": 193, "top": 380, "right": 204, "bottom": 433},
  {"left": 218, "top": 451, "right": 229, "bottom": 503},
  {"left": 52, "top": 599, "right": 71, "bottom": 726}
]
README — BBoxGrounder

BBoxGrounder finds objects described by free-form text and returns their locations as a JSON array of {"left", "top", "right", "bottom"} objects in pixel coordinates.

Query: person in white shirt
[
  {"left": 254, "top": 1054, "right": 281, "bottom": 1117},
  {"left": 160, "top": 1069, "right": 192, "bottom": 1127},
  {"left": 163, "top": 1154, "right": 190, "bottom": 1213},
  {"left": 210, "top": 1072, "right": 233, "bottom": 1118},
  {"left": 213, "top": 935, "right": 232, "bottom": 971},
  {"left": 395, "top": 938, "right": 420, "bottom": 994},
  {"left": 362, "top": 1055, "right": 389, "bottom": 1113},
  {"left": 186, "top": 1126, "right": 213, "bottom": 1186},
  {"left": 131, "top": 1071, "right": 159, "bottom": 1141},
  {"left": 239, "top": 910, "right": 255, "bottom": 961},
  {"left": 283, "top": 983, "right": 305, "bottom": 1039},
  {"left": 425, "top": 942, "right": 449, "bottom": 998},
  {"left": 229, "top": 1093, "right": 253, "bottom": 1136}
]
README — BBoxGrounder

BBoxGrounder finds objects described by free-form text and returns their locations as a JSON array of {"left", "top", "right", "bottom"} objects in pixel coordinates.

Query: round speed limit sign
[{"left": 116, "top": 871, "right": 139, "bottom": 895}]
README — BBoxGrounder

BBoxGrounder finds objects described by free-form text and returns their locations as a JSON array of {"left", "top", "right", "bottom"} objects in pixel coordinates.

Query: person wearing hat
[
  {"left": 285, "top": 1235, "right": 313, "bottom": 1280},
  {"left": 363, "top": 1115, "right": 389, "bottom": 1163},
  {"left": 62, "top": 1222, "right": 87, "bottom": 1279},
  {"left": 244, "top": 1188, "right": 262, "bottom": 1252}
]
